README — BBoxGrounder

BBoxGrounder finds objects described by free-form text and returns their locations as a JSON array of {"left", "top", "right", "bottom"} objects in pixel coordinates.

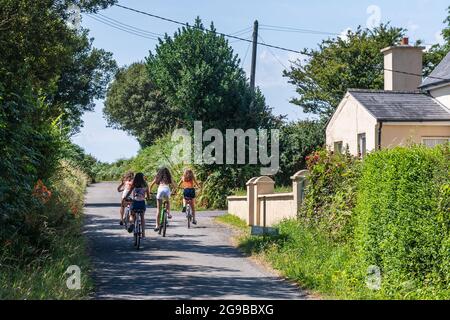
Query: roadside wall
[{"left": 226, "top": 170, "right": 309, "bottom": 227}]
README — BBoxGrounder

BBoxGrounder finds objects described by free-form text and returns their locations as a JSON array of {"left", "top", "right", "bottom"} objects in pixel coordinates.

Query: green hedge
[{"left": 354, "top": 144, "right": 450, "bottom": 296}]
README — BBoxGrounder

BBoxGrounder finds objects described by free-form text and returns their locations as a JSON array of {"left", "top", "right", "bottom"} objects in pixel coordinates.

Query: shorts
[
  {"left": 157, "top": 186, "right": 171, "bottom": 200},
  {"left": 183, "top": 188, "right": 196, "bottom": 199},
  {"left": 131, "top": 200, "right": 146, "bottom": 212}
]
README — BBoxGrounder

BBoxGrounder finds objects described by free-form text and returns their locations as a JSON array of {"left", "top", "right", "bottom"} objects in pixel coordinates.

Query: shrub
[
  {"left": 0, "top": 161, "right": 92, "bottom": 299},
  {"left": 354, "top": 144, "right": 450, "bottom": 296},
  {"left": 302, "top": 149, "right": 361, "bottom": 241}
]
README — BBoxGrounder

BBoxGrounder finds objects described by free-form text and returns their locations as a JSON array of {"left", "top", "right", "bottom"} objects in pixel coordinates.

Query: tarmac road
[{"left": 83, "top": 182, "right": 308, "bottom": 300}]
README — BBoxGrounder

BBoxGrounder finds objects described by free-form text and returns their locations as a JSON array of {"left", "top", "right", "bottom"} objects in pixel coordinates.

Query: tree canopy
[
  {"left": 284, "top": 24, "right": 405, "bottom": 118},
  {"left": 423, "top": 6, "right": 450, "bottom": 76},
  {"left": 104, "top": 62, "right": 171, "bottom": 147},
  {"left": 146, "top": 18, "right": 279, "bottom": 132}
]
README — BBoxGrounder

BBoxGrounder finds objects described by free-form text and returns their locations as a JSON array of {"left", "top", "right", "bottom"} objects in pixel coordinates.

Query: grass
[
  {"left": 218, "top": 216, "right": 450, "bottom": 299},
  {"left": 0, "top": 162, "right": 93, "bottom": 300},
  {"left": 215, "top": 213, "right": 249, "bottom": 230},
  {"left": 0, "top": 216, "right": 93, "bottom": 299}
]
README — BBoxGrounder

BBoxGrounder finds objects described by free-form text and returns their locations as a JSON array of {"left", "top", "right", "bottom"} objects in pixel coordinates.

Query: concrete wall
[
  {"left": 326, "top": 94, "right": 378, "bottom": 155},
  {"left": 430, "top": 85, "right": 450, "bottom": 110},
  {"left": 226, "top": 171, "right": 309, "bottom": 227},
  {"left": 227, "top": 196, "right": 247, "bottom": 222},
  {"left": 381, "top": 123, "right": 450, "bottom": 148},
  {"left": 257, "top": 194, "right": 296, "bottom": 226}
]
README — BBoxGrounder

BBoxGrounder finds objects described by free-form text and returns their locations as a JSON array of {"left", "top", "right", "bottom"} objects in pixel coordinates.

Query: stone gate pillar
[
  {"left": 291, "top": 170, "right": 310, "bottom": 214},
  {"left": 253, "top": 176, "right": 275, "bottom": 226}
]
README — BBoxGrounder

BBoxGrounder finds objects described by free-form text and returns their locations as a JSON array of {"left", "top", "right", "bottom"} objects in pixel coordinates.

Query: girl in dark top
[{"left": 126, "top": 172, "right": 150, "bottom": 238}]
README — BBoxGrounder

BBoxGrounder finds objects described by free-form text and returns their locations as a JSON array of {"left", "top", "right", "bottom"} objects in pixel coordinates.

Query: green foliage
[
  {"left": 104, "top": 62, "right": 169, "bottom": 147},
  {"left": 423, "top": 6, "right": 450, "bottom": 76},
  {"left": 1, "top": 162, "right": 92, "bottom": 299},
  {"left": 354, "top": 144, "right": 450, "bottom": 294},
  {"left": 196, "top": 165, "right": 260, "bottom": 209},
  {"left": 284, "top": 24, "right": 405, "bottom": 117},
  {"left": 236, "top": 145, "right": 450, "bottom": 299},
  {"left": 61, "top": 141, "right": 99, "bottom": 182},
  {"left": 0, "top": 0, "right": 116, "bottom": 299},
  {"left": 302, "top": 149, "right": 362, "bottom": 241},
  {"left": 277, "top": 120, "right": 325, "bottom": 185},
  {"left": 146, "top": 18, "right": 280, "bottom": 132}
]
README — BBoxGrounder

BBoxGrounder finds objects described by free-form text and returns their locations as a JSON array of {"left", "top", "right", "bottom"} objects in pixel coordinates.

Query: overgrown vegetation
[
  {"left": 0, "top": 0, "right": 117, "bottom": 299},
  {"left": 0, "top": 161, "right": 93, "bottom": 299},
  {"left": 225, "top": 145, "right": 450, "bottom": 299}
]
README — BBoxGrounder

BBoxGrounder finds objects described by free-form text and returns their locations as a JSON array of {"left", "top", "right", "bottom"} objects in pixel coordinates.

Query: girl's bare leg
[
  {"left": 192, "top": 200, "right": 196, "bottom": 221},
  {"left": 156, "top": 199, "right": 161, "bottom": 228},
  {"left": 119, "top": 201, "right": 125, "bottom": 222}
]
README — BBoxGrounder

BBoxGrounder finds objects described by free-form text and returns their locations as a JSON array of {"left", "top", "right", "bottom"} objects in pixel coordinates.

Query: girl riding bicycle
[
  {"left": 117, "top": 171, "right": 134, "bottom": 226},
  {"left": 178, "top": 168, "right": 200, "bottom": 225},
  {"left": 125, "top": 172, "right": 150, "bottom": 238},
  {"left": 149, "top": 167, "right": 176, "bottom": 232}
]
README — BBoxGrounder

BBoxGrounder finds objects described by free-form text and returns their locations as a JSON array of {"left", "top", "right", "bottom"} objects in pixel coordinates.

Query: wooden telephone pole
[{"left": 249, "top": 20, "right": 258, "bottom": 93}]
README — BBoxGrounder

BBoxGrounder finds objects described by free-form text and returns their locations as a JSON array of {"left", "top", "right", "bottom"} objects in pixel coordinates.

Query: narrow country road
[{"left": 83, "top": 182, "right": 308, "bottom": 300}]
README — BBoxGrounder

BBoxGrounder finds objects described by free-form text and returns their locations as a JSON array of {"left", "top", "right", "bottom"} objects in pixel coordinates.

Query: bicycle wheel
[
  {"left": 187, "top": 205, "right": 192, "bottom": 229},
  {"left": 158, "top": 209, "right": 164, "bottom": 235},
  {"left": 136, "top": 222, "right": 141, "bottom": 250},
  {"left": 162, "top": 210, "right": 168, "bottom": 237}
]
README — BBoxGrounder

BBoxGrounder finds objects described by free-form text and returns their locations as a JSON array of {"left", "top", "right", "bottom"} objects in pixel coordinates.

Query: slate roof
[
  {"left": 420, "top": 51, "right": 450, "bottom": 89},
  {"left": 348, "top": 89, "right": 450, "bottom": 122}
]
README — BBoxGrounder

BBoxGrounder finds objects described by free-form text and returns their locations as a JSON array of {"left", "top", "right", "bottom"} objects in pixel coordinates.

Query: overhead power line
[
  {"left": 97, "top": 12, "right": 164, "bottom": 37},
  {"left": 86, "top": 14, "right": 159, "bottom": 41},
  {"left": 260, "top": 24, "right": 340, "bottom": 36},
  {"left": 114, "top": 3, "right": 304, "bottom": 54},
  {"left": 109, "top": 3, "right": 448, "bottom": 81}
]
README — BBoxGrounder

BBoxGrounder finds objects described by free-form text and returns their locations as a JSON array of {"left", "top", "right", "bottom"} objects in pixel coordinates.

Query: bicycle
[
  {"left": 123, "top": 197, "right": 144, "bottom": 250},
  {"left": 185, "top": 197, "right": 193, "bottom": 229},
  {"left": 132, "top": 209, "right": 144, "bottom": 250},
  {"left": 151, "top": 193, "right": 169, "bottom": 237}
]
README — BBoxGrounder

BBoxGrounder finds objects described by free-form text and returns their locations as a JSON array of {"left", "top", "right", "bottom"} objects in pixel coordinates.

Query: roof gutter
[{"left": 378, "top": 122, "right": 383, "bottom": 151}]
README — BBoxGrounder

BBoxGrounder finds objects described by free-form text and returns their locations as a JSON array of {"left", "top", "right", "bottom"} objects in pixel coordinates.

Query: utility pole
[{"left": 249, "top": 20, "right": 258, "bottom": 93}]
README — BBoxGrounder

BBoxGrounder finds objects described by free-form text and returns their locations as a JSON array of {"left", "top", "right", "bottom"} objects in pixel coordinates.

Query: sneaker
[
  {"left": 182, "top": 206, "right": 186, "bottom": 213},
  {"left": 119, "top": 220, "right": 124, "bottom": 226},
  {"left": 192, "top": 219, "right": 197, "bottom": 225},
  {"left": 128, "top": 224, "right": 134, "bottom": 233},
  {"left": 154, "top": 227, "right": 160, "bottom": 232}
]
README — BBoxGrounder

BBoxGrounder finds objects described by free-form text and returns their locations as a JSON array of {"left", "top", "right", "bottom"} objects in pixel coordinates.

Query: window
[
  {"left": 334, "top": 141, "right": 343, "bottom": 154},
  {"left": 422, "top": 137, "right": 450, "bottom": 148},
  {"left": 357, "top": 133, "right": 367, "bottom": 158}
]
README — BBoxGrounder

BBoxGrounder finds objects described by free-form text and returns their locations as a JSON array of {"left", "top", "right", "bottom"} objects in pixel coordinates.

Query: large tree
[
  {"left": 423, "top": 6, "right": 450, "bottom": 76},
  {"left": 284, "top": 24, "right": 405, "bottom": 118},
  {"left": 104, "top": 63, "right": 172, "bottom": 147},
  {"left": 146, "top": 18, "right": 278, "bottom": 132},
  {"left": 0, "top": 0, "right": 116, "bottom": 221}
]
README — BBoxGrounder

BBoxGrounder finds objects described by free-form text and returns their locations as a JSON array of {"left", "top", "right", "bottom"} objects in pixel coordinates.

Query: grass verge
[
  {"left": 0, "top": 161, "right": 92, "bottom": 299},
  {"left": 217, "top": 216, "right": 450, "bottom": 299}
]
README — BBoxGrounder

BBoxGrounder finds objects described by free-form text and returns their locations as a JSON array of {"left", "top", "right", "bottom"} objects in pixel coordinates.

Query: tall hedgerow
[{"left": 354, "top": 144, "right": 450, "bottom": 296}]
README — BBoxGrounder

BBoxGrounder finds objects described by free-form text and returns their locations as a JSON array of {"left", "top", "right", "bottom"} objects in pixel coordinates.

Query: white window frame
[
  {"left": 422, "top": 137, "right": 450, "bottom": 148},
  {"left": 357, "top": 133, "right": 367, "bottom": 158},
  {"left": 334, "top": 141, "right": 343, "bottom": 154}
]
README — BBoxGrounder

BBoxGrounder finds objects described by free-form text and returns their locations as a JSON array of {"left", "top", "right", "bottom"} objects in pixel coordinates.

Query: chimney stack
[{"left": 381, "top": 37, "right": 425, "bottom": 91}]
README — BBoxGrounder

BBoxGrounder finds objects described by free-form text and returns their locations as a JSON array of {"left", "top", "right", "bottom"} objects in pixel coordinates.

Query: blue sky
[{"left": 71, "top": 0, "right": 449, "bottom": 163}]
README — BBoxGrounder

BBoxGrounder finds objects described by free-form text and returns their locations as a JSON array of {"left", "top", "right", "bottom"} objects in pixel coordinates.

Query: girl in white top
[{"left": 149, "top": 167, "right": 177, "bottom": 231}]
